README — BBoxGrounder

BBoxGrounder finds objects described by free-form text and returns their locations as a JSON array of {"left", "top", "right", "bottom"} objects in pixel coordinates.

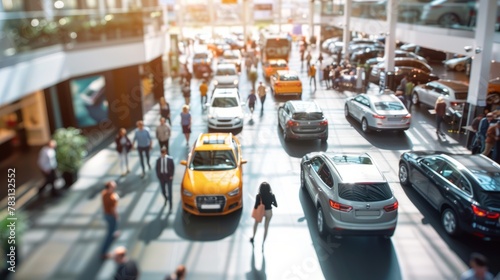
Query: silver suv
[
  {"left": 411, "top": 80, "right": 469, "bottom": 118},
  {"left": 300, "top": 152, "right": 399, "bottom": 238},
  {"left": 277, "top": 100, "right": 328, "bottom": 143}
]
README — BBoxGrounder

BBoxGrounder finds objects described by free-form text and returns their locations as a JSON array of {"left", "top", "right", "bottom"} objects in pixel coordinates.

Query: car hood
[
  {"left": 209, "top": 107, "right": 243, "bottom": 118},
  {"left": 183, "top": 169, "right": 241, "bottom": 194}
]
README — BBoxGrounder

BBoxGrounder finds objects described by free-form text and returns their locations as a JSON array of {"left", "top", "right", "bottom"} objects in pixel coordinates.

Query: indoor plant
[{"left": 52, "top": 127, "right": 88, "bottom": 188}]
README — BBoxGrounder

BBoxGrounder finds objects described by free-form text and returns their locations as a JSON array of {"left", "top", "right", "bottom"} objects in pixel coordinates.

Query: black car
[
  {"left": 398, "top": 151, "right": 500, "bottom": 240},
  {"left": 277, "top": 100, "right": 328, "bottom": 142},
  {"left": 379, "top": 68, "right": 439, "bottom": 92}
]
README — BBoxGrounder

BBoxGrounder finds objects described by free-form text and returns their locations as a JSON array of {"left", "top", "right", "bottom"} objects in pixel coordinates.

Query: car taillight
[
  {"left": 319, "top": 120, "right": 328, "bottom": 126},
  {"left": 275, "top": 82, "right": 280, "bottom": 87},
  {"left": 373, "top": 114, "right": 386, "bottom": 119},
  {"left": 287, "top": 120, "right": 298, "bottom": 127},
  {"left": 472, "top": 205, "right": 500, "bottom": 219},
  {"left": 383, "top": 201, "right": 398, "bottom": 212},
  {"left": 403, "top": 114, "right": 411, "bottom": 119},
  {"left": 329, "top": 200, "right": 353, "bottom": 212}
]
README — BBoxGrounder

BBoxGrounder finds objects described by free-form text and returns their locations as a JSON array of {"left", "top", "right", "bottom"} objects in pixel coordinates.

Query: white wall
[{"left": 0, "top": 33, "right": 166, "bottom": 106}]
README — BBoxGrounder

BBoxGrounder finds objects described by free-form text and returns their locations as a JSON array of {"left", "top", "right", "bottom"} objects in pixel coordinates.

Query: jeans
[
  {"left": 158, "top": 140, "right": 169, "bottom": 152},
  {"left": 118, "top": 150, "right": 129, "bottom": 174},
  {"left": 102, "top": 214, "right": 117, "bottom": 255},
  {"left": 436, "top": 115, "right": 445, "bottom": 133},
  {"left": 137, "top": 146, "right": 151, "bottom": 173}
]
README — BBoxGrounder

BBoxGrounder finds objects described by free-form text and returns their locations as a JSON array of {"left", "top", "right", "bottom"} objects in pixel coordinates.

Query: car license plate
[
  {"left": 388, "top": 117, "right": 401, "bottom": 122},
  {"left": 201, "top": 204, "right": 221, "bottom": 209},
  {"left": 355, "top": 210, "right": 380, "bottom": 216}
]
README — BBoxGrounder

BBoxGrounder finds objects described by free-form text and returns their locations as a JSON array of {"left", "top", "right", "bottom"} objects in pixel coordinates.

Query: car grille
[{"left": 196, "top": 195, "right": 226, "bottom": 213}]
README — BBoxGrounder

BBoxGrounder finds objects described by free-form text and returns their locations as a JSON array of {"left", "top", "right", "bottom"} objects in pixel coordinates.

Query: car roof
[
  {"left": 325, "top": 153, "right": 386, "bottom": 183},
  {"left": 431, "top": 80, "right": 469, "bottom": 91},
  {"left": 364, "top": 93, "right": 401, "bottom": 103},
  {"left": 442, "top": 154, "right": 500, "bottom": 173},
  {"left": 287, "top": 100, "right": 322, "bottom": 112},
  {"left": 194, "top": 133, "right": 235, "bottom": 151}
]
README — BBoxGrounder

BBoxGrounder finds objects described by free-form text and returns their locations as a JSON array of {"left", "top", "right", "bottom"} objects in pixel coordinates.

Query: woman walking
[
  {"left": 180, "top": 105, "right": 191, "bottom": 146},
  {"left": 159, "top": 97, "right": 171, "bottom": 125},
  {"left": 250, "top": 182, "right": 278, "bottom": 246},
  {"left": 115, "top": 128, "right": 132, "bottom": 176}
]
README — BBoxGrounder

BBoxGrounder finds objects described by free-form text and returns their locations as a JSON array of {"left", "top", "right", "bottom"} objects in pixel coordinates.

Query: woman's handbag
[{"left": 251, "top": 195, "right": 265, "bottom": 223}]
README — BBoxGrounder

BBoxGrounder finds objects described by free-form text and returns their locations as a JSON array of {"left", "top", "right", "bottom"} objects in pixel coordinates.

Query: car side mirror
[
  {"left": 241, "top": 159, "right": 248, "bottom": 164},
  {"left": 180, "top": 160, "right": 187, "bottom": 166}
]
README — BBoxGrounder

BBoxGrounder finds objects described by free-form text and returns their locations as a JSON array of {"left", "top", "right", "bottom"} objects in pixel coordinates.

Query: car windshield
[
  {"left": 216, "top": 68, "right": 236, "bottom": 75},
  {"left": 292, "top": 112, "right": 323, "bottom": 120},
  {"left": 374, "top": 101, "right": 405, "bottom": 111},
  {"left": 338, "top": 183, "right": 393, "bottom": 202},
  {"left": 279, "top": 74, "right": 299, "bottom": 81},
  {"left": 190, "top": 150, "right": 236, "bottom": 170},
  {"left": 471, "top": 171, "right": 500, "bottom": 192},
  {"left": 212, "top": 97, "right": 238, "bottom": 108},
  {"left": 194, "top": 53, "right": 208, "bottom": 59}
]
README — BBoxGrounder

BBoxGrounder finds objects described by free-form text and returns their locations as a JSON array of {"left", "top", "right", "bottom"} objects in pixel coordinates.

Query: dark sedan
[
  {"left": 398, "top": 151, "right": 500, "bottom": 240},
  {"left": 378, "top": 68, "right": 439, "bottom": 92}
]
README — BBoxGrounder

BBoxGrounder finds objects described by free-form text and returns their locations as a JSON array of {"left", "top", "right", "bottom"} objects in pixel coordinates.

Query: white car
[
  {"left": 443, "top": 56, "right": 471, "bottom": 72},
  {"left": 220, "top": 50, "right": 242, "bottom": 72},
  {"left": 212, "top": 63, "right": 239, "bottom": 88},
  {"left": 207, "top": 88, "right": 244, "bottom": 131}
]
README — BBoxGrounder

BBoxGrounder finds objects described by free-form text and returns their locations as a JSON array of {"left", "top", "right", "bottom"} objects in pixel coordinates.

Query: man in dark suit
[{"left": 155, "top": 147, "right": 175, "bottom": 210}]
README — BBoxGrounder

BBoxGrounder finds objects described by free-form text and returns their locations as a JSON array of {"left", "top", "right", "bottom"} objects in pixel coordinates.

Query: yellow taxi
[
  {"left": 180, "top": 133, "right": 247, "bottom": 216},
  {"left": 263, "top": 59, "right": 289, "bottom": 78},
  {"left": 270, "top": 70, "right": 303, "bottom": 97}
]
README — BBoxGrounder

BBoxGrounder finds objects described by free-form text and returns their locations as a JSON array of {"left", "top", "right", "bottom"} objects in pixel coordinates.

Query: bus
[{"left": 259, "top": 32, "right": 292, "bottom": 64}]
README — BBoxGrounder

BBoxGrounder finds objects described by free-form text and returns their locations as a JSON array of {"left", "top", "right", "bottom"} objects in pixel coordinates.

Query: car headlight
[
  {"left": 233, "top": 80, "right": 238, "bottom": 85},
  {"left": 228, "top": 188, "right": 240, "bottom": 197},
  {"left": 182, "top": 189, "right": 193, "bottom": 197}
]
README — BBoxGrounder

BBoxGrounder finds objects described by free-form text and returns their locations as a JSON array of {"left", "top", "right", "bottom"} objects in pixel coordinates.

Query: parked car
[
  {"left": 398, "top": 151, "right": 500, "bottom": 239},
  {"left": 365, "top": 50, "right": 428, "bottom": 66},
  {"left": 220, "top": 50, "right": 242, "bottom": 72},
  {"left": 420, "top": 0, "right": 473, "bottom": 27},
  {"left": 212, "top": 63, "right": 239, "bottom": 88},
  {"left": 263, "top": 59, "right": 289, "bottom": 78},
  {"left": 378, "top": 68, "right": 439, "bottom": 91},
  {"left": 400, "top": 44, "right": 447, "bottom": 62},
  {"left": 321, "top": 37, "right": 340, "bottom": 54},
  {"left": 345, "top": 93, "right": 411, "bottom": 133},
  {"left": 192, "top": 49, "right": 213, "bottom": 79},
  {"left": 277, "top": 100, "right": 328, "bottom": 142},
  {"left": 328, "top": 38, "right": 384, "bottom": 55},
  {"left": 443, "top": 56, "right": 471, "bottom": 72},
  {"left": 270, "top": 70, "right": 303, "bottom": 97},
  {"left": 350, "top": 46, "right": 385, "bottom": 64},
  {"left": 180, "top": 133, "right": 247, "bottom": 216},
  {"left": 411, "top": 80, "right": 468, "bottom": 118},
  {"left": 207, "top": 87, "right": 244, "bottom": 131},
  {"left": 373, "top": 0, "right": 432, "bottom": 22},
  {"left": 301, "top": 152, "right": 399, "bottom": 238},
  {"left": 370, "top": 58, "right": 433, "bottom": 84}
]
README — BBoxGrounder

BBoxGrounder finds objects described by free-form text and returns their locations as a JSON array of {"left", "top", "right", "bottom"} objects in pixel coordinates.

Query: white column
[
  {"left": 278, "top": 0, "right": 282, "bottom": 32},
  {"left": 243, "top": 0, "right": 247, "bottom": 52},
  {"left": 42, "top": 0, "right": 54, "bottom": 21},
  {"left": 98, "top": 0, "right": 106, "bottom": 17},
  {"left": 309, "top": 0, "right": 314, "bottom": 39},
  {"left": 209, "top": 0, "right": 215, "bottom": 37},
  {"left": 342, "top": 0, "right": 351, "bottom": 62},
  {"left": 177, "top": 2, "right": 184, "bottom": 39},
  {"left": 384, "top": 0, "right": 398, "bottom": 72},
  {"left": 467, "top": 0, "right": 496, "bottom": 107}
]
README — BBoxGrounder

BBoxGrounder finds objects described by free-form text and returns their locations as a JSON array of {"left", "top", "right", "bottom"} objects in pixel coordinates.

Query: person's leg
[
  {"left": 119, "top": 152, "right": 126, "bottom": 174},
  {"left": 251, "top": 220, "right": 259, "bottom": 242},
  {"left": 145, "top": 147, "right": 151, "bottom": 169},
  {"left": 124, "top": 151, "right": 130, "bottom": 173},
  {"left": 101, "top": 214, "right": 116, "bottom": 255},
  {"left": 482, "top": 143, "right": 494, "bottom": 157},
  {"left": 167, "top": 179, "right": 173, "bottom": 210},
  {"left": 47, "top": 169, "right": 57, "bottom": 194},
  {"left": 160, "top": 179, "right": 168, "bottom": 205},
  {"left": 263, "top": 210, "right": 273, "bottom": 243},
  {"left": 436, "top": 116, "right": 442, "bottom": 133},
  {"left": 137, "top": 147, "right": 145, "bottom": 174}
]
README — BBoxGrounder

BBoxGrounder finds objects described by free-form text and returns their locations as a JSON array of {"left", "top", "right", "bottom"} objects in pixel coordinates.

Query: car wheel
[
  {"left": 438, "top": 13, "right": 460, "bottom": 27},
  {"left": 398, "top": 162, "right": 410, "bottom": 187},
  {"left": 361, "top": 118, "right": 370, "bottom": 133},
  {"left": 441, "top": 208, "right": 461, "bottom": 237},
  {"left": 317, "top": 206, "right": 327, "bottom": 237},
  {"left": 344, "top": 104, "right": 350, "bottom": 118},
  {"left": 411, "top": 92, "right": 420, "bottom": 106},
  {"left": 454, "top": 64, "right": 465, "bottom": 72}
]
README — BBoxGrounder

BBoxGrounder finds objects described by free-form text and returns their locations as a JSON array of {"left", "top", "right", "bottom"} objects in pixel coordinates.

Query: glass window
[
  {"left": 457, "top": 177, "right": 472, "bottom": 195},
  {"left": 374, "top": 101, "right": 405, "bottom": 111},
  {"left": 318, "top": 165, "right": 334, "bottom": 188},
  {"left": 439, "top": 163, "right": 461, "bottom": 185},
  {"left": 2, "top": 0, "right": 24, "bottom": 11},
  {"left": 421, "top": 157, "right": 445, "bottom": 172},
  {"left": 211, "top": 97, "right": 238, "bottom": 108},
  {"left": 310, "top": 157, "right": 324, "bottom": 172},
  {"left": 471, "top": 171, "right": 500, "bottom": 192},
  {"left": 279, "top": 74, "right": 299, "bottom": 81},
  {"left": 190, "top": 150, "right": 236, "bottom": 170},
  {"left": 231, "top": 138, "right": 239, "bottom": 162},
  {"left": 216, "top": 68, "right": 236, "bottom": 75},
  {"left": 338, "top": 183, "right": 393, "bottom": 202},
  {"left": 292, "top": 112, "right": 323, "bottom": 120}
]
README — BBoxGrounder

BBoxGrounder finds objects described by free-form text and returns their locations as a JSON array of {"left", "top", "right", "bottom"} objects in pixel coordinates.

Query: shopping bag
[{"left": 251, "top": 196, "right": 265, "bottom": 223}]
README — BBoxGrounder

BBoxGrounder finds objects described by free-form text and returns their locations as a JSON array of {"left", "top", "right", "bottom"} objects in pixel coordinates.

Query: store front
[{"left": 0, "top": 91, "right": 51, "bottom": 159}]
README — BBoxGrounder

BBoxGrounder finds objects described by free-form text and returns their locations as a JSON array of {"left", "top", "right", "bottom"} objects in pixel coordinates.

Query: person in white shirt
[
  {"left": 156, "top": 117, "right": 171, "bottom": 153},
  {"left": 460, "top": 253, "right": 494, "bottom": 280},
  {"left": 37, "top": 139, "right": 58, "bottom": 196}
]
